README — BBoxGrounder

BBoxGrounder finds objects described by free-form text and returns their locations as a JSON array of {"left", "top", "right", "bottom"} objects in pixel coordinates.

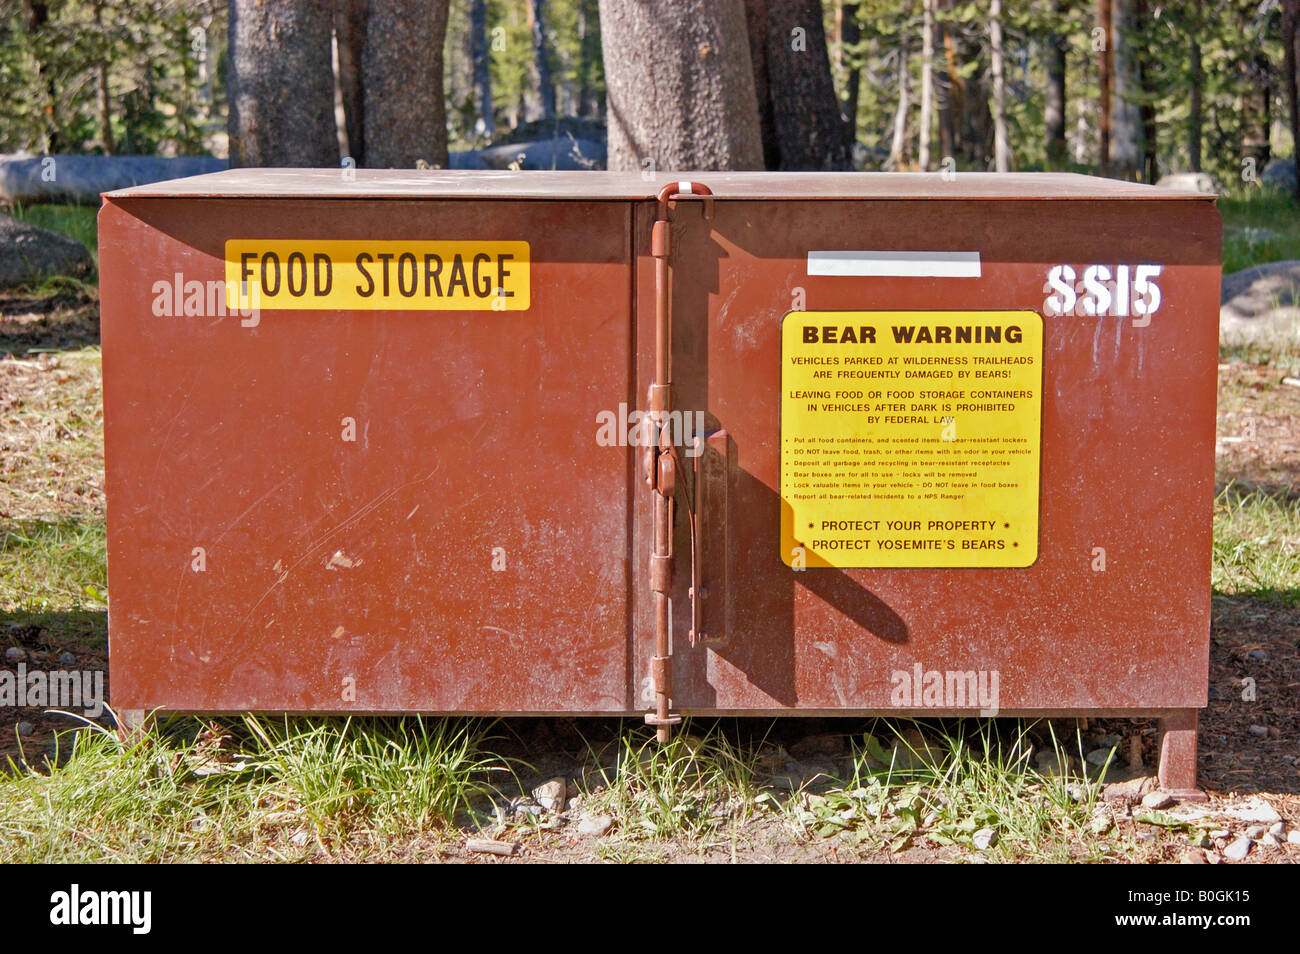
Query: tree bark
[
  {"left": 600, "top": 0, "right": 763, "bottom": 172},
  {"left": 745, "top": 0, "right": 852, "bottom": 170},
  {"left": 334, "top": 0, "right": 367, "bottom": 164},
  {"left": 989, "top": 0, "right": 1009, "bottom": 172},
  {"left": 940, "top": 0, "right": 961, "bottom": 163},
  {"left": 228, "top": 0, "right": 337, "bottom": 167},
  {"left": 362, "top": 0, "right": 449, "bottom": 168},
  {"left": 919, "top": 0, "right": 934, "bottom": 170}
]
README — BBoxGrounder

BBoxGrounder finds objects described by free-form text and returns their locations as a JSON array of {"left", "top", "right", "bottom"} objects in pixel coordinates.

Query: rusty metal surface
[
  {"left": 100, "top": 172, "right": 1220, "bottom": 726},
  {"left": 101, "top": 196, "right": 635, "bottom": 713},
  {"left": 636, "top": 195, "right": 1220, "bottom": 715},
  {"left": 104, "top": 168, "right": 1209, "bottom": 201}
]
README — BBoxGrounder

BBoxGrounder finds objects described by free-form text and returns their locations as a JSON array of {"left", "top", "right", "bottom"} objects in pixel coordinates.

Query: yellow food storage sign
[
  {"left": 780, "top": 310, "right": 1042, "bottom": 568},
  {"left": 224, "top": 240, "right": 530, "bottom": 311}
]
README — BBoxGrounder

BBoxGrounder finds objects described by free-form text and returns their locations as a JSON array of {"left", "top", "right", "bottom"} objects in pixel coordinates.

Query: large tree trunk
[
  {"left": 918, "top": 0, "right": 934, "bottom": 170},
  {"left": 470, "top": 0, "right": 496, "bottom": 137},
  {"left": 228, "top": 0, "right": 337, "bottom": 167},
  {"left": 1045, "top": 1, "right": 1067, "bottom": 168},
  {"left": 745, "top": 0, "right": 852, "bottom": 170},
  {"left": 989, "top": 0, "right": 1009, "bottom": 172},
  {"left": 1098, "top": 0, "right": 1111, "bottom": 174},
  {"left": 600, "top": 0, "right": 762, "bottom": 172},
  {"left": 362, "top": 0, "right": 449, "bottom": 167},
  {"left": 939, "top": 0, "right": 961, "bottom": 164}
]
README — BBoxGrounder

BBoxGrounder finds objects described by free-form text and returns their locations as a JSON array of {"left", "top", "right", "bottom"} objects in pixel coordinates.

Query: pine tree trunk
[
  {"left": 362, "top": 0, "right": 449, "bottom": 168},
  {"left": 1188, "top": 0, "right": 1203, "bottom": 172},
  {"left": 470, "top": 0, "right": 496, "bottom": 137},
  {"left": 531, "top": 0, "right": 557, "bottom": 120},
  {"left": 1098, "top": 0, "right": 1112, "bottom": 174},
  {"left": 886, "top": 48, "right": 910, "bottom": 171},
  {"left": 841, "top": 0, "right": 862, "bottom": 145},
  {"left": 600, "top": 0, "right": 763, "bottom": 172},
  {"left": 1284, "top": 0, "right": 1299, "bottom": 199},
  {"left": 745, "top": 0, "right": 852, "bottom": 170},
  {"left": 919, "top": 0, "right": 934, "bottom": 170},
  {"left": 228, "top": 0, "right": 337, "bottom": 167},
  {"left": 988, "top": 0, "right": 1009, "bottom": 172},
  {"left": 1109, "top": 0, "right": 1142, "bottom": 180},
  {"left": 1045, "top": 1, "right": 1067, "bottom": 167}
]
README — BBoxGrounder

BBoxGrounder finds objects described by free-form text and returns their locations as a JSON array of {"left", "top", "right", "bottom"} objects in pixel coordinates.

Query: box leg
[
  {"left": 115, "top": 708, "right": 151, "bottom": 741},
  {"left": 1157, "top": 709, "right": 1207, "bottom": 801}
]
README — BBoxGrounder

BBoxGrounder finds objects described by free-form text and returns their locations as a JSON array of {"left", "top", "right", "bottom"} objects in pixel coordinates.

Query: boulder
[
  {"left": 1156, "top": 172, "right": 1223, "bottom": 195},
  {"left": 1220, "top": 260, "right": 1300, "bottom": 345},
  {"left": 0, "top": 213, "right": 92, "bottom": 287},
  {"left": 1261, "top": 157, "right": 1296, "bottom": 194}
]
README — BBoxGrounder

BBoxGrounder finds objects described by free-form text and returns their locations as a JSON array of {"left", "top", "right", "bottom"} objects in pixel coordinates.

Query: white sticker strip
[{"left": 808, "top": 250, "right": 982, "bottom": 278}]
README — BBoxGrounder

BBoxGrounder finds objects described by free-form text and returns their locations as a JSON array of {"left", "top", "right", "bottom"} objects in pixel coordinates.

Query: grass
[
  {"left": 1213, "top": 485, "right": 1300, "bottom": 602},
  {"left": 0, "top": 716, "right": 508, "bottom": 862},
  {"left": 783, "top": 720, "right": 1112, "bottom": 863},
  {"left": 1220, "top": 187, "right": 1300, "bottom": 274}
]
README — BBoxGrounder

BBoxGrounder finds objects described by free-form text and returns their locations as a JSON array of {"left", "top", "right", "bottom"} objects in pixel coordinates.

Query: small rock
[
  {"left": 1141, "top": 791, "right": 1174, "bottom": 810},
  {"left": 58, "top": 651, "right": 76, "bottom": 667},
  {"left": 1261, "top": 834, "right": 1281, "bottom": 847},
  {"left": 1209, "top": 829, "right": 1229, "bottom": 840},
  {"left": 1206, "top": 851, "right": 1222, "bottom": 864},
  {"left": 1181, "top": 848, "right": 1208, "bottom": 864},
  {"left": 1067, "top": 784, "right": 1086, "bottom": 804},
  {"left": 1035, "top": 751, "right": 1072, "bottom": 777},
  {"left": 531, "top": 777, "right": 568, "bottom": 812},
  {"left": 972, "top": 827, "right": 998, "bottom": 850},
  {"left": 1223, "top": 836, "right": 1253, "bottom": 861},
  {"left": 1246, "top": 649, "right": 1267, "bottom": 661},
  {"left": 15, "top": 721, "right": 34, "bottom": 736},
  {"left": 1268, "top": 821, "right": 1285, "bottom": 837},
  {"left": 5, "top": 646, "right": 26, "bottom": 662},
  {"left": 1287, "top": 830, "right": 1300, "bottom": 846},
  {"left": 799, "top": 759, "right": 839, "bottom": 784},
  {"left": 1086, "top": 747, "right": 1117, "bottom": 767},
  {"left": 1245, "top": 824, "right": 1267, "bottom": 839},
  {"left": 1248, "top": 725, "right": 1269, "bottom": 738},
  {"left": 577, "top": 814, "right": 613, "bottom": 837},
  {"left": 290, "top": 830, "right": 310, "bottom": 847},
  {"left": 1227, "top": 800, "right": 1282, "bottom": 824},
  {"left": 1103, "top": 776, "right": 1155, "bottom": 802}
]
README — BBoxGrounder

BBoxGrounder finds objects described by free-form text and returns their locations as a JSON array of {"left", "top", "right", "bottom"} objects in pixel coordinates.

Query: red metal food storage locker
[{"left": 99, "top": 170, "right": 1220, "bottom": 795}]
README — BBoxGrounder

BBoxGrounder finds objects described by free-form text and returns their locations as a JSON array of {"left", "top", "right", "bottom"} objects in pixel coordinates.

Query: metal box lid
[{"left": 102, "top": 169, "right": 1216, "bottom": 202}]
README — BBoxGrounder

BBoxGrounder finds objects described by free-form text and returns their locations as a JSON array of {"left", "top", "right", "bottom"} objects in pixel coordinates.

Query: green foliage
[
  {"left": 0, "top": 0, "right": 225, "bottom": 156},
  {"left": 1213, "top": 486, "right": 1300, "bottom": 602}
]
